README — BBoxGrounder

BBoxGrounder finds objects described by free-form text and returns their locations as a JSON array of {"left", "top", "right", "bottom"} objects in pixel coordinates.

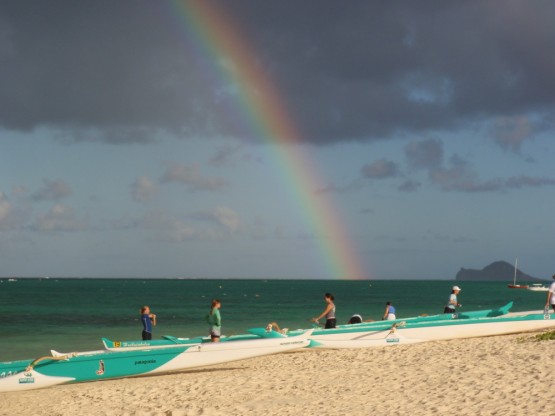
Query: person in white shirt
[{"left": 444, "top": 286, "right": 462, "bottom": 313}]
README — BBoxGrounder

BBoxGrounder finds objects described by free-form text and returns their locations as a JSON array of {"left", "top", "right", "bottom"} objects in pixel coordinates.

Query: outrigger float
[{"left": 0, "top": 330, "right": 313, "bottom": 393}]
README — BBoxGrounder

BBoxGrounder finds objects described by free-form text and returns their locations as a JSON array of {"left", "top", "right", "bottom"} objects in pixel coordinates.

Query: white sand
[{"left": 1, "top": 332, "right": 552, "bottom": 416}]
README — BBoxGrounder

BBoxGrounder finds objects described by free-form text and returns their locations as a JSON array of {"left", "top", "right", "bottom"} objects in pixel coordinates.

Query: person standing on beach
[
  {"left": 206, "top": 299, "right": 222, "bottom": 342},
  {"left": 444, "top": 286, "right": 462, "bottom": 313},
  {"left": 312, "top": 293, "right": 336, "bottom": 329},
  {"left": 544, "top": 274, "right": 555, "bottom": 312},
  {"left": 140, "top": 306, "right": 156, "bottom": 340},
  {"left": 383, "top": 301, "right": 396, "bottom": 320}
]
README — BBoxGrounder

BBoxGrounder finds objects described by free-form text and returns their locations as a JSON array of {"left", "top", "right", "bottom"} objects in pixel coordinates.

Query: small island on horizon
[{"left": 456, "top": 260, "right": 549, "bottom": 282}]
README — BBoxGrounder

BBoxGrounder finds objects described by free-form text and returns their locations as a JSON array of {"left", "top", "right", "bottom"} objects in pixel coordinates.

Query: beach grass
[{"left": 533, "top": 330, "right": 555, "bottom": 341}]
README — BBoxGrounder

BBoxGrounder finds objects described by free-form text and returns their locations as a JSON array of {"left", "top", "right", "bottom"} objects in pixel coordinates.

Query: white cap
[{"left": 452, "top": 286, "right": 461, "bottom": 291}]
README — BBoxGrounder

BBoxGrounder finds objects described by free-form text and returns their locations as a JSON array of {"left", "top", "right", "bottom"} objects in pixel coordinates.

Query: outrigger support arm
[
  {"left": 387, "top": 321, "right": 406, "bottom": 336},
  {"left": 25, "top": 352, "right": 77, "bottom": 371}
]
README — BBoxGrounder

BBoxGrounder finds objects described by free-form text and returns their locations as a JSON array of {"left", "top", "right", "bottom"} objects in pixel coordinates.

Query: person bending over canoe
[
  {"left": 140, "top": 306, "right": 157, "bottom": 340},
  {"left": 312, "top": 293, "right": 336, "bottom": 329},
  {"left": 444, "top": 286, "right": 462, "bottom": 314},
  {"left": 206, "top": 299, "right": 222, "bottom": 342}
]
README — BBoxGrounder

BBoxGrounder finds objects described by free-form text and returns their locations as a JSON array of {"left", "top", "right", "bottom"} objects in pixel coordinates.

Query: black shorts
[
  {"left": 444, "top": 307, "right": 455, "bottom": 314},
  {"left": 142, "top": 330, "right": 152, "bottom": 340},
  {"left": 325, "top": 318, "right": 336, "bottom": 329}
]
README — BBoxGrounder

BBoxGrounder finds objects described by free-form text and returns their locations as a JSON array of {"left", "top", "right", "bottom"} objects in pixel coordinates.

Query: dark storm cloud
[
  {"left": 1, "top": 1, "right": 554, "bottom": 144},
  {"left": 0, "top": 1, "right": 218, "bottom": 142}
]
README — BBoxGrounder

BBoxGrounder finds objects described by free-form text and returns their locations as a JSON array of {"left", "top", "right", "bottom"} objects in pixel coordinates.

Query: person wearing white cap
[
  {"left": 444, "top": 285, "right": 462, "bottom": 314},
  {"left": 544, "top": 274, "right": 555, "bottom": 313}
]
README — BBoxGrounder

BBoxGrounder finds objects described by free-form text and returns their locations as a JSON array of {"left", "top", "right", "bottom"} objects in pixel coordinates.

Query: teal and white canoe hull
[
  {"left": 0, "top": 330, "right": 312, "bottom": 392},
  {"left": 103, "top": 302, "right": 514, "bottom": 352},
  {"left": 388, "top": 311, "right": 555, "bottom": 342},
  {"left": 263, "top": 302, "right": 514, "bottom": 349},
  {"left": 0, "top": 368, "right": 75, "bottom": 392},
  {"left": 294, "top": 309, "right": 555, "bottom": 349}
]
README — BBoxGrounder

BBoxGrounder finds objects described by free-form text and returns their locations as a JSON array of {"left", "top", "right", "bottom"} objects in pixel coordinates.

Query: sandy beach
[{"left": 1, "top": 331, "right": 552, "bottom": 416}]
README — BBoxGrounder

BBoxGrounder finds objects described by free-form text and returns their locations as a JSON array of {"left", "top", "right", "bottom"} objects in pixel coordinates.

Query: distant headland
[{"left": 455, "top": 261, "right": 548, "bottom": 282}]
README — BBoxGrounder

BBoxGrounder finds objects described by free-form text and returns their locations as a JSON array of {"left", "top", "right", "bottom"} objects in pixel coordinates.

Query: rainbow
[{"left": 166, "top": 0, "right": 368, "bottom": 279}]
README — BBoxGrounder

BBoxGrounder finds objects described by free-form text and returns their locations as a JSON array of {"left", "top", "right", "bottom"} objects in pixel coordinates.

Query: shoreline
[{"left": 1, "top": 331, "right": 552, "bottom": 416}]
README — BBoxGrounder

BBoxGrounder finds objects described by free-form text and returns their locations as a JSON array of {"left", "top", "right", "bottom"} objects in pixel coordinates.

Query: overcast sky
[{"left": 1, "top": 0, "right": 554, "bottom": 279}]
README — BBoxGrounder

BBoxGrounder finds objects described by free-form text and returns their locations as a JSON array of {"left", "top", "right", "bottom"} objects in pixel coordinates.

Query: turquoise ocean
[{"left": 0, "top": 278, "right": 548, "bottom": 362}]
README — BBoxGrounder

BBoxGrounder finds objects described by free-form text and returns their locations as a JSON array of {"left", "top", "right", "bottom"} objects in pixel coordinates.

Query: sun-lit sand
[{"left": 1, "top": 332, "right": 552, "bottom": 416}]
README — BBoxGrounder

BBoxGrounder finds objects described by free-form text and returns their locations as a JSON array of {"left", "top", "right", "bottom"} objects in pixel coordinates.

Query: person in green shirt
[{"left": 206, "top": 299, "right": 222, "bottom": 342}]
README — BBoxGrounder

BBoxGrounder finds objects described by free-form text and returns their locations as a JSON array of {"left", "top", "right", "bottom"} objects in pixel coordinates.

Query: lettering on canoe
[
  {"left": 18, "top": 376, "right": 35, "bottom": 384},
  {"left": 18, "top": 372, "right": 35, "bottom": 384},
  {"left": 134, "top": 359, "right": 157, "bottom": 366},
  {"left": 0, "top": 370, "right": 21, "bottom": 378},
  {"left": 279, "top": 340, "right": 306, "bottom": 346}
]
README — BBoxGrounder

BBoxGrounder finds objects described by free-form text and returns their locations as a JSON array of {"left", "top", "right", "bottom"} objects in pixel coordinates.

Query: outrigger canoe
[
  {"left": 336, "top": 301, "right": 514, "bottom": 328},
  {"left": 0, "top": 329, "right": 312, "bottom": 392},
  {"left": 270, "top": 306, "right": 554, "bottom": 349},
  {"left": 102, "top": 302, "right": 514, "bottom": 352}
]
